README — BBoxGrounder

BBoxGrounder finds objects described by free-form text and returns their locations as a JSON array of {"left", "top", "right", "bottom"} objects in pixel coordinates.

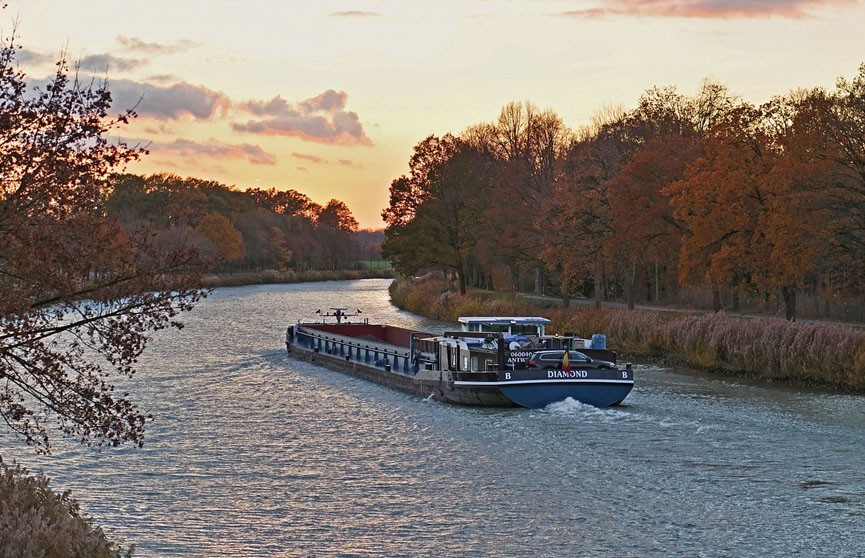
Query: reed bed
[
  {"left": 0, "top": 460, "right": 133, "bottom": 557},
  {"left": 389, "top": 276, "right": 865, "bottom": 391}
]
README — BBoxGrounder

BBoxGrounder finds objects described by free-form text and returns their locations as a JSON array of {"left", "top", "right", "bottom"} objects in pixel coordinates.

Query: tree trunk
[
  {"left": 626, "top": 259, "right": 636, "bottom": 310},
  {"left": 534, "top": 265, "right": 544, "bottom": 295},
  {"left": 593, "top": 254, "right": 603, "bottom": 311},
  {"left": 782, "top": 285, "right": 797, "bottom": 321},
  {"left": 561, "top": 284, "right": 570, "bottom": 308},
  {"left": 654, "top": 262, "right": 660, "bottom": 303},
  {"left": 712, "top": 286, "right": 722, "bottom": 312}
]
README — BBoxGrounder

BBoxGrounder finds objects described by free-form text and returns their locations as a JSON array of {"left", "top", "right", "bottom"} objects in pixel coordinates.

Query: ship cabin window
[
  {"left": 468, "top": 323, "right": 541, "bottom": 336},
  {"left": 470, "top": 356, "right": 478, "bottom": 372},
  {"left": 462, "top": 355, "right": 470, "bottom": 371}
]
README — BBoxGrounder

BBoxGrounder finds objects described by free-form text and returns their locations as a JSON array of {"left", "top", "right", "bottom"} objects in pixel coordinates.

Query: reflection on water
[{"left": 3, "top": 279, "right": 864, "bottom": 557}]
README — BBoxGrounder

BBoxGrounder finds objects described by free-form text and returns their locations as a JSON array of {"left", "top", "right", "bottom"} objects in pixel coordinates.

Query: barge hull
[{"left": 287, "top": 342, "right": 515, "bottom": 407}]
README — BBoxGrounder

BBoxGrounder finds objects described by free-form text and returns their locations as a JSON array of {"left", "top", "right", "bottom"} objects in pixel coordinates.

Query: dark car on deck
[{"left": 527, "top": 350, "right": 617, "bottom": 370}]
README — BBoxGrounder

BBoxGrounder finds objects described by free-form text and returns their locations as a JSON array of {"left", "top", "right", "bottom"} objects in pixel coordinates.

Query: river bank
[{"left": 388, "top": 275, "right": 865, "bottom": 393}]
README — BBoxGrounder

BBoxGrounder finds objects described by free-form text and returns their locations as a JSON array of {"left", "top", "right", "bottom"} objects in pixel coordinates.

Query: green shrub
[{"left": 0, "top": 459, "right": 133, "bottom": 558}]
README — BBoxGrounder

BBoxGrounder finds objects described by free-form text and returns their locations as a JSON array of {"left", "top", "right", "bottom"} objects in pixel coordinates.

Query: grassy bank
[
  {"left": 390, "top": 275, "right": 865, "bottom": 391},
  {"left": 201, "top": 268, "right": 394, "bottom": 288}
]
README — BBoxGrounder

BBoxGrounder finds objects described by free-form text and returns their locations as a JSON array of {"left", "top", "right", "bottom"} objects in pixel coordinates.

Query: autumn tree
[
  {"left": 194, "top": 212, "right": 246, "bottom": 265},
  {"left": 247, "top": 187, "right": 322, "bottom": 221},
  {"left": 541, "top": 106, "right": 634, "bottom": 308},
  {"left": 415, "top": 140, "right": 493, "bottom": 294},
  {"left": 666, "top": 101, "right": 776, "bottom": 312},
  {"left": 602, "top": 85, "right": 718, "bottom": 309},
  {"left": 382, "top": 134, "right": 458, "bottom": 275},
  {"left": 382, "top": 135, "right": 493, "bottom": 293},
  {"left": 234, "top": 208, "right": 293, "bottom": 268},
  {"left": 819, "top": 64, "right": 865, "bottom": 298},
  {"left": 606, "top": 134, "right": 695, "bottom": 308},
  {"left": 312, "top": 199, "right": 359, "bottom": 270},
  {"left": 742, "top": 90, "right": 835, "bottom": 320},
  {"left": 106, "top": 173, "right": 208, "bottom": 239},
  {"left": 0, "top": 35, "right": 205, "bottom": 453},
  {"left": 136, "top": 173, "right": 210, "bottom": 228},
  {"left": 469, "top": 102, "right": 571, "bottom": 292}
]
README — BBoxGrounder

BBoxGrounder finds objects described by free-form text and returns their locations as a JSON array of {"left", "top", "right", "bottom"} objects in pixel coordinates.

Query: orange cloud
[{"left": 561, "top": 0, "right": 858, "bottom": 19}]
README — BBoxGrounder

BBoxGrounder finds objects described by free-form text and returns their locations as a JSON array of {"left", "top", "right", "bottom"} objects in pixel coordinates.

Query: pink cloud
[
  {"left": 561, "top": 0, "right": 857, "bottom": 19},
  {"left": 292, "top": 152, "right": 327, "bottom": 164},
  {"left": 233, "top": 89, "right": 373, "bottom": 146},
  {"left": 329, "top": 10, "right": 381, "bottom": 17},
  {"left": 110, "top": 80, "right": 231, "bottom": 120},
  {"left": 158, "top": 138, "right": 277, "bottom": 165},
  {"left": 338, "top": 159, "right": 364, "bottom": 169},
  {"left": 116, "top": 35, "right": 197, "bottom": 55},
  {"left": 300, "top": 89, "right": 347, "bottom": 113}
]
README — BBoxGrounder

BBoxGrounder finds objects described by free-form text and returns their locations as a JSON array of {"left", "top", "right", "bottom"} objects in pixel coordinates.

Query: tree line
[
  {"left": 106, "top": 174, "right": 383, "bottom": 273},
  {"left": 381, "top": 63, "right": 865, "bottom": 322}
]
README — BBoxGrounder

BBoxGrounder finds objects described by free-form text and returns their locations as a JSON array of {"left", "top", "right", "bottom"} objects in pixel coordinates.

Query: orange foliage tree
[
  {"left": 540, "top": 111, "right": 632, "bottom": 308},
  {"left": 194, "top": 212, "right": 246, "bottom": 264},
  {"left": 666, "top": 103, "right": 774, "bottom": 311},
  {"left": 381, "top": 65, "right": 865, "bottom": 320}
]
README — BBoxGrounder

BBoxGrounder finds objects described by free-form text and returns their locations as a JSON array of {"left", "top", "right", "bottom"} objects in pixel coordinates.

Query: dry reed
[
  {"left": 0, "top": 459, "right": 133, "bottom": 557},
  {"left": 390, "top": 276, "right": 865, "bottom": 390}
]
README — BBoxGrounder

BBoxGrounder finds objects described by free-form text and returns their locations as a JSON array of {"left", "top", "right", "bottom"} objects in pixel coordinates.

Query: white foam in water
[
  {"left": 545, "top": 397, "right": 617, "bottom": 417},
  {"left": 541, "top": 398, "right": 648, "bottom": 428}
]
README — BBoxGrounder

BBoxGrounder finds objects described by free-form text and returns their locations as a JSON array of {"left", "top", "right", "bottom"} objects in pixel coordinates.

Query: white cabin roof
[{"left": 458, "top": 316, "right": 552, "bottom": 326}]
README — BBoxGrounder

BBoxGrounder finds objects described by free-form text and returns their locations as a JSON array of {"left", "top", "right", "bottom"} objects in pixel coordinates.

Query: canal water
[{"left": 2, "top": 279, "right": 864, "bottom": 557}]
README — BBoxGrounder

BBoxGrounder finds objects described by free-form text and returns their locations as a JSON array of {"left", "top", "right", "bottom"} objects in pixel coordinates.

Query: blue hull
[{"left": 498, "top": 382, "right": 633, "bottom": 409}]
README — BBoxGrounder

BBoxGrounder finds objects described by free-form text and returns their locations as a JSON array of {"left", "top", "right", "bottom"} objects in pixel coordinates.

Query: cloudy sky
[{"left": 8, "top": 0, "right": 865, "bottom": 228}]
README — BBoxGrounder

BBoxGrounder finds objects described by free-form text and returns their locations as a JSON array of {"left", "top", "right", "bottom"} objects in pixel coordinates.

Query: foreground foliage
[
  {"left": 0, "top": 460, "right": 133, "bottom": 557},
  {"left": 390, "top": 276, "right": 865, "bottom": 390},
  {"left": 0, "top": 31, "right": 204, "bottom": 453}
]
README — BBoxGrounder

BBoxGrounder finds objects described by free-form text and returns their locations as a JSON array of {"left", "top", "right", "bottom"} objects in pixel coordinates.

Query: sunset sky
[{"left": 8, "top": 0, "right": 865, "bottom": 228}]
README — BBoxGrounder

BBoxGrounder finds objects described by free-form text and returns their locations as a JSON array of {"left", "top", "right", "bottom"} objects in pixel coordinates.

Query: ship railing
[{"left": 294, "top": 325, "right": 416, "bottom": 374}]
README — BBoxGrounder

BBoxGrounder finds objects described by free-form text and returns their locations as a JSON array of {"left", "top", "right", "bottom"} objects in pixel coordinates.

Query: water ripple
[{"left": 3, "top": 280, "right": 864, "bottom": 557}]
